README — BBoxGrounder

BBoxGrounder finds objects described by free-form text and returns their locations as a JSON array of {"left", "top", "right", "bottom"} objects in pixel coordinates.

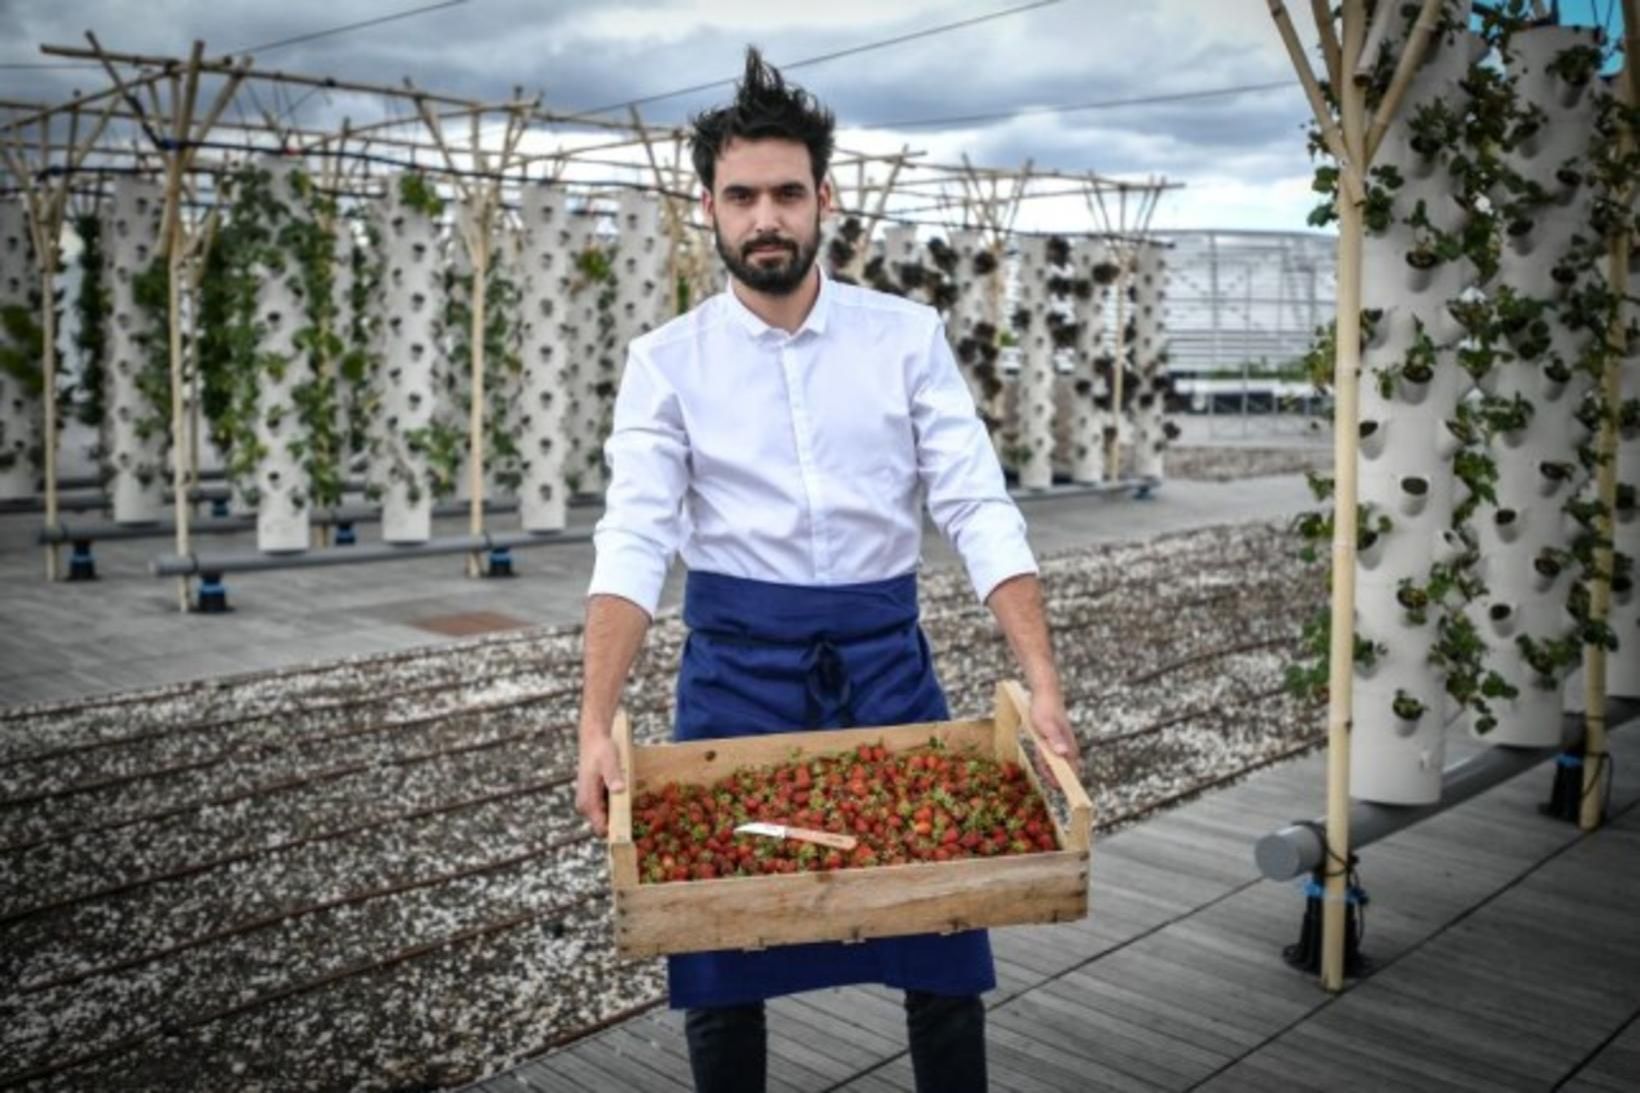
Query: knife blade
[{"left": 734, "top": 821, "right": 858, "bottom": 851}]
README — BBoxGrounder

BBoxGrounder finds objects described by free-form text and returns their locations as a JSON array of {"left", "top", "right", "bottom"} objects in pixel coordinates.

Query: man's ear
[
  {"left": 817, "top": 178, "right": 834, "bottom": 217},
  {"left": 700, "top": 188, "right": 715, "bottom": 223}
]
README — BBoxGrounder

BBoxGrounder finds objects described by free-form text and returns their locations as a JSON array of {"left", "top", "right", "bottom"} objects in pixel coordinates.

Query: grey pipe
[
  {"left": 150, "top": 527, "right": 594, "bottom": 576},
  {"left": 1254, "top": 699, "right": 1637, "bottom": 881},
  {"left": 6, "top": 485, "right": 233, "bottom": 515},
  {"left": 6, "top": 477, "right": 374, "bottom": 515},
  {"left": 1010, "top": 477, "right": 1160, "bottom": 504},
  {"left": 37, "top": 500, "right": 526, "bottom": 544}
]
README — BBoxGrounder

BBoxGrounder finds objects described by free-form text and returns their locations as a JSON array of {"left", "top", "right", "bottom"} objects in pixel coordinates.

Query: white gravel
[{"left": 0, "top": 517, "right": 1322, "bottom": 1092}]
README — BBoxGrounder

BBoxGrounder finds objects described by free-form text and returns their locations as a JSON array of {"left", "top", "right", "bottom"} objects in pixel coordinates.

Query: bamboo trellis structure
[
  {"left": 2, "top": 35, "right": 1177, "bottom": 605},
  {"left": 1269, "top": 0, "right": 1446, "bottom": 993}
]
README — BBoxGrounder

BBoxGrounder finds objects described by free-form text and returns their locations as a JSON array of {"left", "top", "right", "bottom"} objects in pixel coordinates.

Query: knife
[{"left": 734, "top": 822, "right": 858, "bottom": 851}]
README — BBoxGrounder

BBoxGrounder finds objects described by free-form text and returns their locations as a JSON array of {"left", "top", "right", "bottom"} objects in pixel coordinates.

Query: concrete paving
[{"left": 2, "top": 416, "right": 1326, "bottom": 709}]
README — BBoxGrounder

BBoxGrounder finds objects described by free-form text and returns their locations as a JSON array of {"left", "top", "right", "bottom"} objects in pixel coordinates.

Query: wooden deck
[{"left": 468, "top": 710, "right": 1640, "bottom": 1092}]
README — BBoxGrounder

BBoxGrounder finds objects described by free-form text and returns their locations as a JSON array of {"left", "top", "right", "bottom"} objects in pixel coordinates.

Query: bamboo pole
[
  {"left": 37, "top": 209, "right": 61, "bottom": 580},
  {"left": 1269, "top": 1, "right": 1365, "bottom": 206},
  {"left": 161, "top": 42, "right": 205, "bottom": 612},
  {"left": 40, "top": 43, "right": 553, "bottom": 122},
  {"left": 1363, "top": 0, "right": 1445, "bottom": 163},
  {"left": 1108, "top": 230, "right": 1128, "bottom": 479},
  {"left": 1583, "top": 0, "right": 1640, "bottom": 830},
  {"left": 1321, "top": 0, "right": 1367, "bottom": 994},
  {"left": 1310, "top": 0, "right": 1344, "bottom": 92}
]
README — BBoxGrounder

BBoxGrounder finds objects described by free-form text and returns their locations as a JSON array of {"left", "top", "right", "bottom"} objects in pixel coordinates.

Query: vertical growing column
[
  {"left": 375, "top": 173, "right": 448, "bottom": 543},
  {"left": 249, "top": 161, "right": 317, "bottom": 553},
  {"left": 1348, "top": 24, "right": 1485, "bottom": 803},
  {"left": 1069, "top": 238, "right": 1112, "bottom": 483},
  {"left": 0, "top": 199, "right": 41, "bottom": 500},
  {"left": 1466, "top": 26, "right": 1605, "bottom": 746},
  {"left": 336, "top": 203, "right": 383, "bottom": 488},
  {"left": 517, "top": 186, "right": 574, "bottom": 531},
  {"left": 1129, "top": 242, "right": 1172, "bottom": 479},
  {"left": 104, "top": 176, "right": 168, "bottom": 524},
  {"left": 613, "top": 190, "right": 670, "bottom": 357},
  {"left": 1611, "top": 311, "right": 1639, "bottom": 695},
  {"left": 1042, "top": 236, "right": 1080, "bottom": 481},
  {"left": 565, "top": 208, "right": 611, "bottom": 497},
  {"left": 486, "top": 221, "right": 526, "bottom": 503},
  {"left": 947, "top": 231, "right": 1003, "bottom": 442},
  {"left": 1013, "top": 235, "right": 1055, "bottom": 489}
]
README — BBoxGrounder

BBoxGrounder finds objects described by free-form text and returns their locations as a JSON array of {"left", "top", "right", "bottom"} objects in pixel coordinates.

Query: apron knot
[{"left": 803, "top": 638, "right": 856, "bottom": 729}]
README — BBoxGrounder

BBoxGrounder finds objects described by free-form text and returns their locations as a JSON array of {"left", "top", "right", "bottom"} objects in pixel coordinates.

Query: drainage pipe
[{"left": 1254, "top": 700, "right": 1637, "bottom": 881}]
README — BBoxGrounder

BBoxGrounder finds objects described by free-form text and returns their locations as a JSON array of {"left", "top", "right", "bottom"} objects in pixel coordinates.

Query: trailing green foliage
[{"left": 72, "top": 213, "right": 108, "bottom": 428}]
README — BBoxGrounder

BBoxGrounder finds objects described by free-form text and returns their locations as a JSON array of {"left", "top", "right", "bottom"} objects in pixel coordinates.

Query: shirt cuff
[
  {"left": 961, "top": 521, "right": 1039, "bottom": 604},
  {"left": 587, "top": 528, "right": 670, "bottom": 618}
]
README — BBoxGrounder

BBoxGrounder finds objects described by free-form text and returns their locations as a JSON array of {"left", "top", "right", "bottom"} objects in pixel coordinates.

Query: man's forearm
[
  {"left": 985, "top": 573, "right": 1061, "bottom": 698},
  {"left": 580, "top": 593, "right": 652, "bottom": 741}
]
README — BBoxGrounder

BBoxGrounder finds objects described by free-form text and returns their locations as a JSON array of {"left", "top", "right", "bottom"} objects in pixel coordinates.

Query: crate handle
[{"left": 607, "top": 707, "right": 638, "bottom": 888}]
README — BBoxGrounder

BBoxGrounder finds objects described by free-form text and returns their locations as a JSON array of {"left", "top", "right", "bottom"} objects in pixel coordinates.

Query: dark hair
[{"left": 690, "top": 47, "right": 835, "bottom": 193}]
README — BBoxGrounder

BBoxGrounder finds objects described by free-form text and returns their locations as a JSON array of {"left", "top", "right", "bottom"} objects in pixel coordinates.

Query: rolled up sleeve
[
  {"left": 587, "top": 342, "right": 690, "bottom": 617},
  {"left": 911, "top": 319, "right": 1037, "bottom": 603}
]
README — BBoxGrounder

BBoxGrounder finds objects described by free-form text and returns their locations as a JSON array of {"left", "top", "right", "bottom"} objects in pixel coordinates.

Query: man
[{"left": 575, "top": 48, "right": 1079, "bottom": 1093}]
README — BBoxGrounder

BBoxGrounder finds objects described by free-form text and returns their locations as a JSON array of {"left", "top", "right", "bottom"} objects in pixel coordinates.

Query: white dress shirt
[{"left": 587, "top": 270, "right": 1037, "bottom": 617}]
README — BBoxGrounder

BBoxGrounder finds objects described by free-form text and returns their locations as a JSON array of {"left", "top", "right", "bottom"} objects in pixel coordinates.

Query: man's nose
[{"left": 751, "top": 194, "right": 783, "bottom": 233}]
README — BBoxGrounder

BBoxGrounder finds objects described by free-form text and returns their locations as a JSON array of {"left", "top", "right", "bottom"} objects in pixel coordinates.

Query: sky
[{"left": 0, "top": 1, "right": 1629, "bottom": 235}]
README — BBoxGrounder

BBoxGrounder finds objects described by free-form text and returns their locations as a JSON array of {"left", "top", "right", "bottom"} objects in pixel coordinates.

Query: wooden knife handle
[{"left": 784, "top": 826, "right": 858, "bottom": 851}]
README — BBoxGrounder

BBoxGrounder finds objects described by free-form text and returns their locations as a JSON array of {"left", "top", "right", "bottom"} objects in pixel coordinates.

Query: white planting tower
[
  {"left": 0, "top": 200, "right": 39, "bottom": 500},
  {"left": 104, "top": 176, "right": 168, "bottom": 524},
  {"left": 1351, "top": 23, "right": 1486, "bottom": 803},
  {"left": 248, "top": 160, "right": 317, "bottom": 553},
  {"left": 516, "top": 186, "right": 575, "bottom": 532},
  {"left": 1014, "top": 235, "right": 1056, "bottom": 490},
  {"left": 1466, "top": 26, "right": 1603, "bottom": 747},
  {"left": 373, "top": 175, "right": 448, "bottom": 543}
]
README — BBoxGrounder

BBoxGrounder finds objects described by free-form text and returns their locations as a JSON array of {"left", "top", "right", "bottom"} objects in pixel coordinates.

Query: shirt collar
[{"left": 724, "top": 264, "right": 832, "bottom": 341}]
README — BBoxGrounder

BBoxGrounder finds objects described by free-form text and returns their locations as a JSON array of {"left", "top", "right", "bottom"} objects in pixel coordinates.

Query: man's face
[{"left": 703, "top": 137, "right": 831, "bottom": 296}]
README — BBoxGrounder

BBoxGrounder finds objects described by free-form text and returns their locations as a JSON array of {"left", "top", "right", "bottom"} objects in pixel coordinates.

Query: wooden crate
[{"left": 607, "top": 680, "right": 1094, "bottom": 959}]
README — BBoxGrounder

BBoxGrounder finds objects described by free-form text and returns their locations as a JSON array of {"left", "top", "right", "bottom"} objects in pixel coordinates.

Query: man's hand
[
  {"left": 575, "top": 730, "right": 627, "bottom": 837},
  {"left": 1029, "top": 685, "right": 1082, "bottom": 774}
]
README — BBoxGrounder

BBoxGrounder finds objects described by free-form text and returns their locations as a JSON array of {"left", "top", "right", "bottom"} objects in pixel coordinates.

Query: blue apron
[{"left": 667, "top": 568, "right": 996, "bottom": 1010}]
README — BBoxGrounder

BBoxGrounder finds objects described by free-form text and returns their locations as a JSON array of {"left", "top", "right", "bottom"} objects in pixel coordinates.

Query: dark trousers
[{"left": 683, "top": 990, "right": 987, "bottom": 1093}]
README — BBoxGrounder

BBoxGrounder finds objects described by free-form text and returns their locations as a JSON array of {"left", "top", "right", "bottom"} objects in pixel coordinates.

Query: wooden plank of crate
[
  {"left": 629, "top": 718, "right": 994, "bottom": 791},
  {"left": 615, "top": 849, "right": 1087, "bottom": 958},
  {"left": 997, "top": 680, "right": 1094, "bottom": 852},
  {"left": 608, "top": 707, "right": 637, "bottom": 888}
]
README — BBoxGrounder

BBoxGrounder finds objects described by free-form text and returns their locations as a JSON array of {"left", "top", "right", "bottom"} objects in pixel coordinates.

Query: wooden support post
[
  {"left": 164, "top": 43, "right": 205, "bottom": 611},
  {"left": 1321, "top": 0, "right": 1367, "bottom": 994},
  {"left": 38, "top": 216, "right": 61, "bottom": 580},
  {"left": 1363, "top": 0, "right": 1445, "bottom": 163},
  {"left": 1108, "top": 227, "right": 1128, "bottom": 479},
  {"left": 1583, "top": 0, "right": 1639, "bottom": 830}
]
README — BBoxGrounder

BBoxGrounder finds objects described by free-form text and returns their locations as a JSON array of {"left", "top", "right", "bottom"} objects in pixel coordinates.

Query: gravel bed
[
  {"left": 1, "top": 518, "right": 1322, "bottom": 1092},
  {"left": 1164, "top": 445, "right": 1329, "bottom": 482}
]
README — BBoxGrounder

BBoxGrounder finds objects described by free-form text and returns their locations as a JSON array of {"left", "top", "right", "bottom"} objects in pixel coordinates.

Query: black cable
[
  {"left": 564, "top": 0, "right": 1069, "bottom": 119},
  {"left": 234, "top": 0, "right": 471, "bottom": 55},
  {"left": 855, "top": 80, "right": 1295, "bottom": 131},
  {"left": 0, "top": 0, "right": 469, "bottom": 73}
]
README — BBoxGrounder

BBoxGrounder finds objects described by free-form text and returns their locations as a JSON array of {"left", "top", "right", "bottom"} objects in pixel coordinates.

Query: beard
[{"left": 715, "top": 214, "right": 821, "bottom": 296}]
